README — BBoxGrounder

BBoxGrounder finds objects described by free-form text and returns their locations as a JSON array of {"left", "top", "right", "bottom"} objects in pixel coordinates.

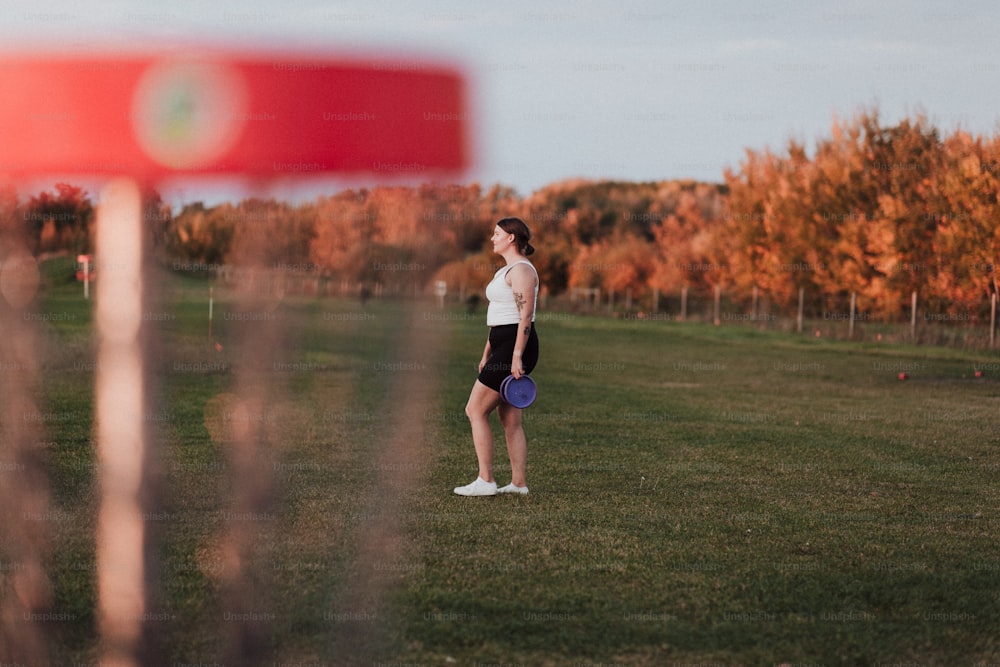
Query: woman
[{"left": 454, "top": 217, "right": 540, "bottom": 497}]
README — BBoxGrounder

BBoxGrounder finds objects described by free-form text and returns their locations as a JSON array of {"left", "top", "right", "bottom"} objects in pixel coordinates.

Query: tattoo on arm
[{"left": 513, "top": 291, "right": 525, "bottom": 313}]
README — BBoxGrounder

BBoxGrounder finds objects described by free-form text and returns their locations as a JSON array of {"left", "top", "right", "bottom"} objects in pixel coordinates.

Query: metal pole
[{"left": 94, "top": 177, "right": 153, "bottom": 667}]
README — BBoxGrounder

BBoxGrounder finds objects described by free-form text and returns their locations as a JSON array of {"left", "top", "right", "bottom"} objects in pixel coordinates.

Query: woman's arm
[{"left": 508, "top": 264, "right": 538, "bottom": 379}]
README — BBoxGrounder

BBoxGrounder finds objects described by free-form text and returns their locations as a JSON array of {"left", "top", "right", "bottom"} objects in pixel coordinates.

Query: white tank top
[{"left": 485, "top": 260, "right": 538, "bottom": 326}]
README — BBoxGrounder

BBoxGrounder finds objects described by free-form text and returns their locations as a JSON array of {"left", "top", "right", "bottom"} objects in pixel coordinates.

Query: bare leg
[
  {"left": 465, "top": 380, "right": 502, "bottom": 483},
  {"left": 497, "top": 402, "right": 527, "bottom": 487}
]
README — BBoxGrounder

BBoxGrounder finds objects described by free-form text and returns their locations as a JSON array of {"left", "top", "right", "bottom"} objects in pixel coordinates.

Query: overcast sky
[{"left": 3, "top": 0, "right": 999, "bottom": 205}]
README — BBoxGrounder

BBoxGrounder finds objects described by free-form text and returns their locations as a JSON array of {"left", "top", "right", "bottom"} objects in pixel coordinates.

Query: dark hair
[{"left": 497, "top": 217, "right": 534, "bottom": 256}]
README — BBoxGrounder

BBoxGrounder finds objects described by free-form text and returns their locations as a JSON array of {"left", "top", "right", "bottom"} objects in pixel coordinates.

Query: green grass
[
  {"left": 400, "top": 312, "right": 1000, "bottom": 666},
  {"left": 6, "top": 264, "right": 1000, "bottom": 665}
]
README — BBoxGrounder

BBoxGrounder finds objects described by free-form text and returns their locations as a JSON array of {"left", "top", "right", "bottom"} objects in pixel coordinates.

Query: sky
[{"left": 3, "top": 0, "right": 999, "bottom": 206}]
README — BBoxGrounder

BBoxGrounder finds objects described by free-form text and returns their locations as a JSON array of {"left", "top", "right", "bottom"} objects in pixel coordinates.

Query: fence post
[
  {"left": 208, "top": 286, "right": 214, "bottom": 341},
  {"left": 797, "top": 287, "right": 804, "bottom": 334},
  {"left": 911, "top": 290, "right": 918, "bottom": 341},
  {"left": 713, "top": 284, "right": 721, "bottom": 326},
  {"left": 680, "top": 285, "right": 688, "bottom": 321},
  {"left": 849, "top": 291, "right": 856, "bottom": 338},
  {"left": 992, "top": 292, "right": 997, "bottom": 349}
]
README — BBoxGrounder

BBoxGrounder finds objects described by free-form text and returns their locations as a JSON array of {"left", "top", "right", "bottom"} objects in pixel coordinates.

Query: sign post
[{"left": 77, "top": 254, "right": 92, "bottom": 300}]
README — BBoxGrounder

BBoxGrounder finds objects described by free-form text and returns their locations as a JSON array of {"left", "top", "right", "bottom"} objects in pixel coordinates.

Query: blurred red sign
[{"left": 0, "top": 52, "right": 468, "bottom": 178}]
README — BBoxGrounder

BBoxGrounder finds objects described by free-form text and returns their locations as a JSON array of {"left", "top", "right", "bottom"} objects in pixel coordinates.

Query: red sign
[{"left": 0, "top": 51, "right": 468, "bottom": 178}]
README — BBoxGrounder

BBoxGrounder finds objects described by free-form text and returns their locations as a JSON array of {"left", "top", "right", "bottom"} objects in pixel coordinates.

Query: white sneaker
[
  {"left": 497, "top": 483, "right": 529, "bottom": 495},
  {"left": 453, "top": 477, "right": 497, "bottom": 496}
]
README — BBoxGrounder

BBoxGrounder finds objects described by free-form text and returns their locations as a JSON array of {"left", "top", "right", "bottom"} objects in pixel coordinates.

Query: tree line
[
  {"left": 723, "top": 108, "right": 999, "bottom": 321},
  {"left": 4, "top": 108, "right": 998, "bottom": 322}
]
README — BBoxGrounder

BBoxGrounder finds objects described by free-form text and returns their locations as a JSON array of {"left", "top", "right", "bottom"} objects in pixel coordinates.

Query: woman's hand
[{"left": 511, "top": 353, "right": 524, "bottom": 379}]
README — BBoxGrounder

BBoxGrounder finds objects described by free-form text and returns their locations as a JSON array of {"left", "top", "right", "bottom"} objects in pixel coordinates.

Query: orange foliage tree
[
  {"left": 24, "top": 183, "right": 94, "bottom": 255},
  {"left": 724, "top": 109, "right": 998, "bottom": 320}
]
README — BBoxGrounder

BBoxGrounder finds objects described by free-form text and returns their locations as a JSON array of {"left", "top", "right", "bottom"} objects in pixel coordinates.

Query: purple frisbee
[{"left": 500, "top": 374, "right": 537, "bottom": 408}]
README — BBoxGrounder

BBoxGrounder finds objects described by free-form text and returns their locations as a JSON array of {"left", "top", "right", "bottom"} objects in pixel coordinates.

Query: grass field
[{"left": 6, "top": 259, "right": 1000, "bottom": 666}]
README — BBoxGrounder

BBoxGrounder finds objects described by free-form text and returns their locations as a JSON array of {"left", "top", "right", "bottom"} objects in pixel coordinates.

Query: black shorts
[{"left": 477, "top": 323, "right": 539, "bottom": 392}]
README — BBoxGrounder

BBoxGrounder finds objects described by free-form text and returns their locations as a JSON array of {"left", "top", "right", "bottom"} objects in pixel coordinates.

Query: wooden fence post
[
  {"left": 992, "top": 292, "right": 997, "bottom": 349},
  {"left": 849, "top": 291, "right": 856, "bottom": 338},
  {"left": 713, "top": 285, "right": 721, "bottom": 326},
  {"left": 797, "top": 287, "right": 804, "bottom": 334}
]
